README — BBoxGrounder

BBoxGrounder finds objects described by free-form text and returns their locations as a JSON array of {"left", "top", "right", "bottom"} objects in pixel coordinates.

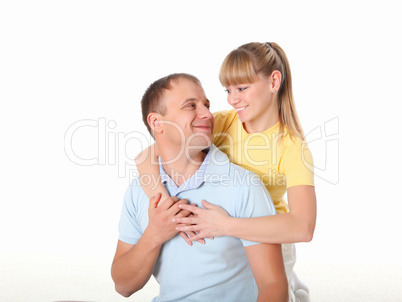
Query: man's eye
[{"left": 186, "top": 103, "right": 196, "bottom": 108}]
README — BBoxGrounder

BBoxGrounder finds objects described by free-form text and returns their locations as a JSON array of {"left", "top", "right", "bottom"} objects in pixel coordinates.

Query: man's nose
[{"left": 198, "top": 105, "right": 213, "bottom": 119}]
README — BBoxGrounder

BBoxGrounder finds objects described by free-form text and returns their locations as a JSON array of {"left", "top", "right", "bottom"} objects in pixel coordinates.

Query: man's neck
[{"left": 159, "top": 148, "right": 207, "bottom": 187}]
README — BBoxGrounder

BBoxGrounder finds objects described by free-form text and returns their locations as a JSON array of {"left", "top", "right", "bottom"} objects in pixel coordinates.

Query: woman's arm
[
  {"left": 135, "top": 143, "right": 170, "bottom": 202},
  {"left": 135, "top": 144, "right": 207, "bottom": 245},
  {"left": 245, "top": 243, "right": 288, "bottom": 302},
  {"left": 175, "top": 185, "right": 316, "bottom": 244}
]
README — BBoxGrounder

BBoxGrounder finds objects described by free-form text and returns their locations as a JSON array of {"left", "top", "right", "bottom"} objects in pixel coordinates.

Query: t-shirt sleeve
[
  {"left": 234, "top": 171, "right": 277, "bottom": 247},
  {"left": 282, "top": 141, "right": 315, "bottom": 188},
  {"left": 118, "top": 185, "right": 143, "bottom": 245},
  {"left": 213, "top": 110, "right": 236, "bottom": 147}
]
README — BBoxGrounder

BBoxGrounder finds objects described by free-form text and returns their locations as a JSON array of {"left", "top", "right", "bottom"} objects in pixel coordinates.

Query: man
[{"left": 111, "top": 73, "right": 288, "bottom": 301}]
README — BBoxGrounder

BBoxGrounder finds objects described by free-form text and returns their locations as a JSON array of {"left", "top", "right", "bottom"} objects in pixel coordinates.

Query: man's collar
[
  {"left": 158, "top": 145, "right": 230, "bottom": 196},
  {"left": 203, "top": 145, "right": 230, "bottom": 183}
]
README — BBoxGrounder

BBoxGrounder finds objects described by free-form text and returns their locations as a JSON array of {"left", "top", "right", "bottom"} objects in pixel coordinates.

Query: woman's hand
[
  {"left": 174, "top": 200, "right": 231, "bottom": 242},
  {"left": 179, "top": 229, "right": 206, "bottom": 246},
  {"left": 174, "top": 203, "right": 207, "bottom": 246}
]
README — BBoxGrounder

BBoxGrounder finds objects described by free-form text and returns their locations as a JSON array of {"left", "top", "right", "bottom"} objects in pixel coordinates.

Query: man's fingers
[
  {"left": 175, "top": 209, "right": 191, "bottom": 218},
  {"left": 178, "top": 203, "right": 203, "bottom": 215},
  {"left": 149, "top": 193, "right": 162, "bottom": 210},
  {"left": 158, "top": 196, "right": 180, "bottom": 210},
  {"left": 175, "top": 203, "right": 198, "bottom": 218},
  {"left": 158, "top": 195, "right": 179, "bottom": 208},
  {"left": 168, "top": 198, "right": 189, "bottom": 215},
  {"left": 174, "top": 206, "right": 196, "bottom": 218}
]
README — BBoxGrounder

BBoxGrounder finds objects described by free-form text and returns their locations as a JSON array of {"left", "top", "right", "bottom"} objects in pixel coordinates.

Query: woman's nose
[{"left": 227, "top": 92, "right": 239, "bottom": 106}]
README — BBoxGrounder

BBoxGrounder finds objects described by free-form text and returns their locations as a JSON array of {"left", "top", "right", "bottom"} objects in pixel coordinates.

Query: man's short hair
[{"left": 141, "top": 73, "right": 202, "bottom": 135}]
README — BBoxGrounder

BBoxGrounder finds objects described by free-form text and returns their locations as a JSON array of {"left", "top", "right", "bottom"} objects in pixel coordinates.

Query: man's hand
[
  {"left": 178, "top": 211, "right": 207, "bottom": 246},
  {"left": 155, "top": 195, "right": 208, "bottom": 246},
  {"left": 174, "top": 200, "right": 230, "bottom": 242},
  {"left": 144, "top": 193, "right": 189, "bottom": 247}
]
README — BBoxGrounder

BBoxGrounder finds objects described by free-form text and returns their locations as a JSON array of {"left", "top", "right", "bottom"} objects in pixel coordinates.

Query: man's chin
[
  {"left": 188, "top": 142, "right": 212, "bottom": 150},
  {"left": 187, "top": 134, "right": 212, "bottom": 148},
  {"left": 186, "top": 139, "right": 212, "bottom": 153}
]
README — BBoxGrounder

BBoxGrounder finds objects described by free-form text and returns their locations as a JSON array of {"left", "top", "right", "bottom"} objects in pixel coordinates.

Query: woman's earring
[{"left": 272, "top": 90, "right": 277, "bottom": 94}]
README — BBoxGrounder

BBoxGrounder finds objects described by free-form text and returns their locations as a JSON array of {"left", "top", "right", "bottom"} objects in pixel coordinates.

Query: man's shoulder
[
  {"left": 227, "top": 162, "right": 262, "bottom": 187},
  {"left": 127, "top": 176, "right": 144, "bottom": 192},
  {"left": 207, "top": 145, "right": 263, "bottom": 190},
  {"left": 208, "top": 145, "right": 261, "bottom": 185},
  {"left": 123, "top": 176, "right": 149, "bottom": 204}
]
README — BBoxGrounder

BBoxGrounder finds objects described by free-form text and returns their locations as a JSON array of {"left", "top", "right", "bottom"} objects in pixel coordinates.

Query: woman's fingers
[
  {"left": 201, "top": 199, "right": 215, "bottom": 209},
  {"left": 175, "top": 203, "right": 213, "bottom": 245},
  {"left": 187, "top": 233, "right": 205, "bottom": 242},
  {"left": 172, "top": 216, "right": 197, "bottom": 224},
  {"left": 187, "top": 231, "right": 206, "bottom": 245},
  {"left": 179, "top": 230, "right": 206, "bottom": 245},
  {"left": 175, "top": 224, "right": 199, "bottom": 233},
  {"left": 178, "top": 203, "right": 203, "bottom": 215},
  {"left": 179, "top": 231, "right": 193, "bottom": 246}
]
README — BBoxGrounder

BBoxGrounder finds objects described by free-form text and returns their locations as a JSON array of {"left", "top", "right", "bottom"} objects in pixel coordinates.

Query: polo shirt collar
[{"left": 158, "top": 145, "right": 230, "bottom": 196}]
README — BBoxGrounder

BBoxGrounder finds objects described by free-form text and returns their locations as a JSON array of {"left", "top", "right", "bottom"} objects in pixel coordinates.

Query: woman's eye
[
  {"left": 224, "top": 89, "right": 231, "bottom": 94},
  {"left": 238, "top": 87, "right": 247, "bottom": 92}
]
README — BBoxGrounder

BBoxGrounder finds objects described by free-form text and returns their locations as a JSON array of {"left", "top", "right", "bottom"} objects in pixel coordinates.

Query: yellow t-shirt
[{"left": 213, "top": 109, "right": 314, "bottom": 214}]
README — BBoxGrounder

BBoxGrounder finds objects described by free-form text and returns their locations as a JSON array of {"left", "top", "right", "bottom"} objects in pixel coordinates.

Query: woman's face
[{"left": 224, "top": 74, "right": 278, "bottom": 132}]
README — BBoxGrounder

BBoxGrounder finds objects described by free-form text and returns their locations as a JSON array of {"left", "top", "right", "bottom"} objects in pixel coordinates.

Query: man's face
[{"left": 159, "top": 78, "right": 214, "bottom": 152}]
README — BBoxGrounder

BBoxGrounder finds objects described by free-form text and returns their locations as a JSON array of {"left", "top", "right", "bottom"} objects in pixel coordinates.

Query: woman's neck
[{"left": 243, "top": 111, "right": 279, "bottom": 134}]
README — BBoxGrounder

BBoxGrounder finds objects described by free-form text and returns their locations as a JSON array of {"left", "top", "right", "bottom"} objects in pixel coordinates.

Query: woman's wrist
[{"left": 224, "top": 216, "right": 238, "bottom": 238}]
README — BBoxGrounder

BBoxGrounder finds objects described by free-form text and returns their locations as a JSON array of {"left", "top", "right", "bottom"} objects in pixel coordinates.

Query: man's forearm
[{"left": 111, "top": 233, "right": 162, "bottom": 297}]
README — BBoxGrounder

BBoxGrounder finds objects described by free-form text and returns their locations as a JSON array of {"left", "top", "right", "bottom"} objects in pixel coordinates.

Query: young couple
[{"left": 111, "top": 42, "right": 317, "bottom": 302}]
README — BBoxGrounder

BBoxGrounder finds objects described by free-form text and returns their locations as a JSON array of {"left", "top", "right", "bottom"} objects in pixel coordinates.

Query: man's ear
[{"left": 147, "top": 113, "right": 163, "bottom": 134}]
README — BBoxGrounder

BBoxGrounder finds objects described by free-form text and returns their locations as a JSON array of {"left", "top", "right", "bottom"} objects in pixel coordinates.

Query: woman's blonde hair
[{"left": 219, "top": 42, "right": 304, "bottom": 140}]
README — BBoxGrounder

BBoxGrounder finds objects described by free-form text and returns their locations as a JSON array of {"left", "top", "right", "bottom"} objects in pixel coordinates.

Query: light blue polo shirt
[{"left": 118, "top": 145, "right": 276, "bottom": 302}]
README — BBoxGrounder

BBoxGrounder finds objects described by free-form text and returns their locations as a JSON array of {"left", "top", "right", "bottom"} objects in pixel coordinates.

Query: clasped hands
[{"left": 148, "top": 193, "right": 228, "bottom": 246}]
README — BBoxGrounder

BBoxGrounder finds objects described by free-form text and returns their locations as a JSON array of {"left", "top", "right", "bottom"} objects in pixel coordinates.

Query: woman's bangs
[{"left": 219, "top": 52, "right": 258, "bottom": 87}]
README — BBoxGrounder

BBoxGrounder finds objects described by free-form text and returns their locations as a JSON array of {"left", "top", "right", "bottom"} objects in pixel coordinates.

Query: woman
[{"left": 136, "top": 42, "right": 316, "bottom": 302}]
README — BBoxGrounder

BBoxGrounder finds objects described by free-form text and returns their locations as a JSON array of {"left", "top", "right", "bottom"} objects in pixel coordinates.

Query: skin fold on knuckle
[{"left": 177, "top": 210, "right": 190, "bottom": 218}]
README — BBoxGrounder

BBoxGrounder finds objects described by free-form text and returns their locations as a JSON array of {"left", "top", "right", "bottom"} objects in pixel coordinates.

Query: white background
[{"left": 1, "top": 0, "right": 401, "bottom": 300}]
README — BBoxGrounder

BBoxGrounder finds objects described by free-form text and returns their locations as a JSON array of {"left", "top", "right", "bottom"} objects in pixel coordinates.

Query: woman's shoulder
[
  {"left": 279, "top": 129, "right": 311, "bottom": 155},
  {"left": 279, "top": 129, "right": 315, "bottom": 187},
  {"left": 213, "top": 109, "right": 238, "bottom": 134},
  {"left": 280, "top": 129, "right": 313, "bottom": 163},
  {"left": 282, "top": 132, "right": 304, "bottom": 146},
  {"left": 213, "top": 109, "right": 237, "bottom": 120}
]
